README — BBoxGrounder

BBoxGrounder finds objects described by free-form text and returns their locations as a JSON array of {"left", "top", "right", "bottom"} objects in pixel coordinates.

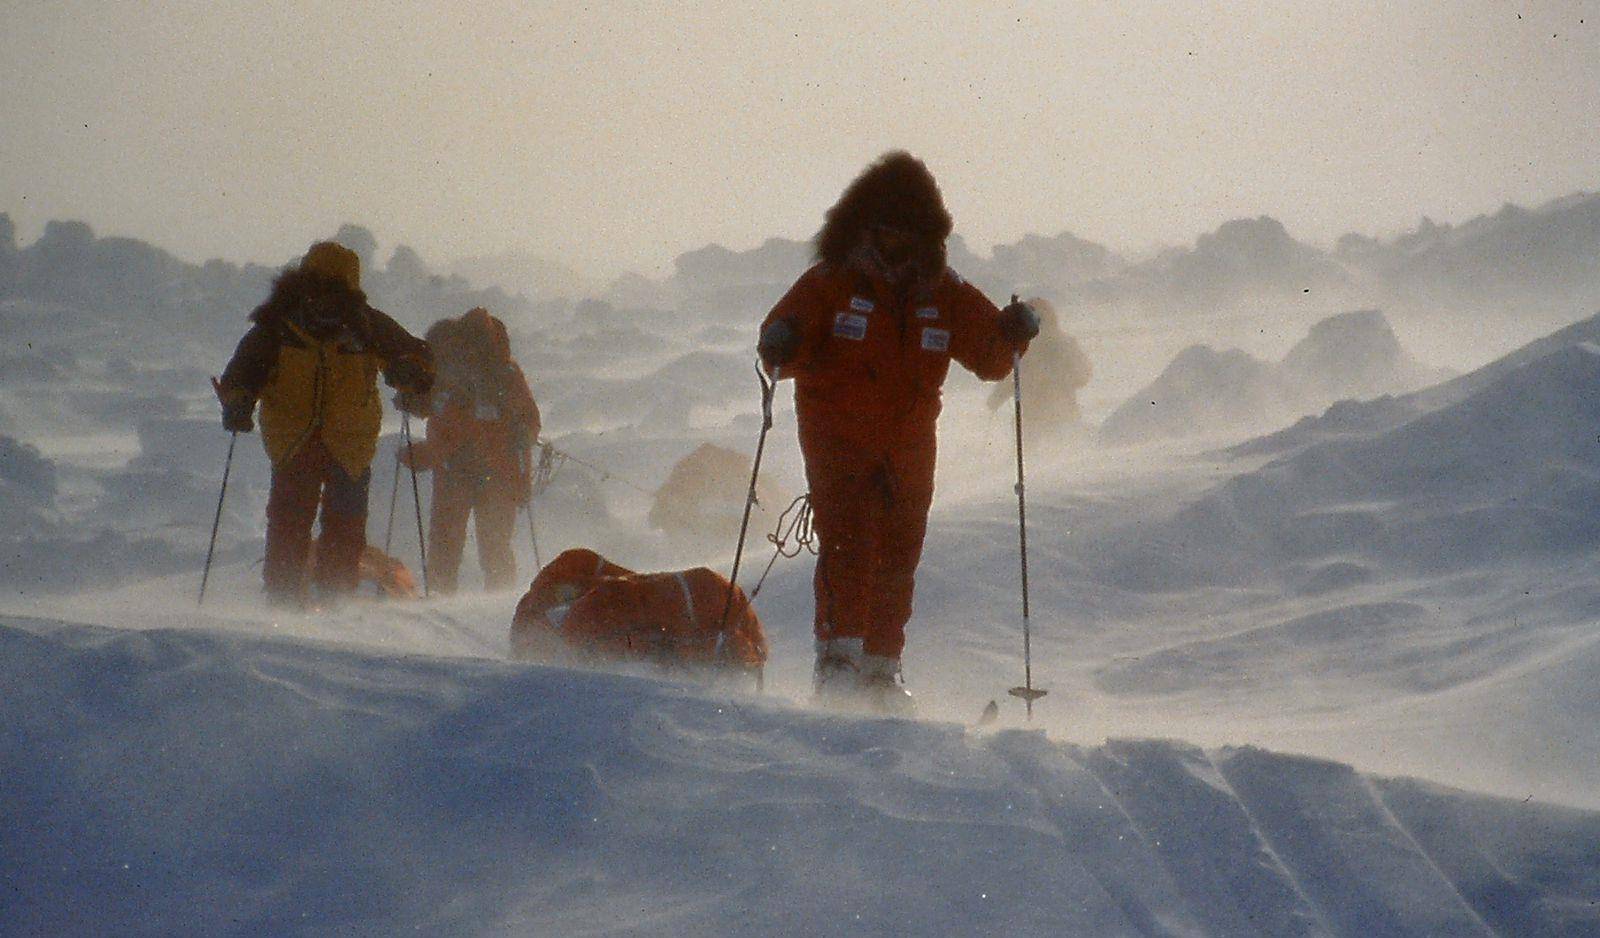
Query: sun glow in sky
[{"left": 2, "top": 1, "right": 1596, "bottom": 277}]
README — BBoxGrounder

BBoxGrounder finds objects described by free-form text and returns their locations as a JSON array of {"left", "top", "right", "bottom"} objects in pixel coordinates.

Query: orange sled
[{"left": 511, "top": 548, "right": 767, "bottom": 675}]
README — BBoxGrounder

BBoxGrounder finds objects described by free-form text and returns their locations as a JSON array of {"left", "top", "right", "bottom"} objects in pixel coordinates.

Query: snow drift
[
  {"left": 1101, "top": 309, "right": 1445, "bottom": 445},
  {"left": 4, "top": 615, "right": 1598, "bottom": 937}
]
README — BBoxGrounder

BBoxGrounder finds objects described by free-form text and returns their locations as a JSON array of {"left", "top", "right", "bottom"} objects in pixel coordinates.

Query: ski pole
[
  {"left": 1005, "top": 301, "right": 1047, "bottom": 719},
  {"left": 521, "top": 446, "right": 543, "bottom": 571},
  {"left": 198, "top": 431, "right": 238, "bottom": 606},
  {"left": 383, "top": 447, "right": 401, "bottom": 554},
  {"left": 718, "top": 363, "right": 776, "bottom": 638},
  {"left": 402, "top": 411, "right": 430, "bottom": 597}
]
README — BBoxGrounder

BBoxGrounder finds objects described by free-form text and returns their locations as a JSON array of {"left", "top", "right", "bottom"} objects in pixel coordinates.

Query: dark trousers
[{"left": 264, "top": 439, "right": 371, "bottom": 605}]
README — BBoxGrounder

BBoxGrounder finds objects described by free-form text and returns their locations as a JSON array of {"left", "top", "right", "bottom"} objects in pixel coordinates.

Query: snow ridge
[{"left": 4, "top": 617, "right": 1597, "bottom": 937}]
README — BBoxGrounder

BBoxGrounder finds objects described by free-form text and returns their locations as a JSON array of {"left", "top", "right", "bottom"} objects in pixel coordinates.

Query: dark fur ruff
[
  {"left": 814, "top": 151, "right": 953, "bottom": 275},
  {"left": 249, "top": 267, "right": 368, "bottom": 328}
]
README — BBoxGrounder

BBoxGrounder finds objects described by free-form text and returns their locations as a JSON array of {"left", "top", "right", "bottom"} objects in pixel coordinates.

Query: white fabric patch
[
  {"left": 916, "top": 306, "right": 940, "bottom": 320},
  {"left": 833, "top": 312, "right": 869, "bottom": 341},
  {"left": 545, "top": 602, "right": 572, "bottom": 631},
  {"left": 674, "top": 572, "right": 696, "bottom": 627},
  {"left": 849, "top": 295, "right": 875, "bottom": 312},
  {"left": 921, "top": 328, "right": 951, "bottom": 352}
]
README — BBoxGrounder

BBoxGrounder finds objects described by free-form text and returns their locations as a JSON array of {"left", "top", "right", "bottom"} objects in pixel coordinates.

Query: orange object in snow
[
  {"left": 510, "top": 549, "right": 767, "bottom": 673},
  {"left": 358, "top": 545, "right": 420, "bottom": 600},
  {"left": 513, "top": 548, "right": 633, "bottom": 632},
  {"left": 307, "top": 541, "right": 420, "bottom": 601}
]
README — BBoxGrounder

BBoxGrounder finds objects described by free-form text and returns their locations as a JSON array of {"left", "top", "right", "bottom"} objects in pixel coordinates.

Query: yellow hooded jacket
[{"left": 219, "top": 265, "right": 433, "bottom": 477}]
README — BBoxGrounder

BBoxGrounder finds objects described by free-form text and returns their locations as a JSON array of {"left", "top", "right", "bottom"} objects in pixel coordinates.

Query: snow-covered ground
[
  {"left": 5, "top": 224, "right": 1600, "bottom": 932},
  {"left": 6, "top": 614, "right": 1599, "bottom": 936}
]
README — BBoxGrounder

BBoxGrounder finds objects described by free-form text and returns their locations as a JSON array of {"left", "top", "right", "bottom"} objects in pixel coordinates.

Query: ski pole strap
[{"left": 758, "top": 363, "right": 775, "bottom": 431}]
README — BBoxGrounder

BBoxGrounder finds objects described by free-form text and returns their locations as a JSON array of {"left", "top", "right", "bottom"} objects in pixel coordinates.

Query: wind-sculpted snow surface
[
  {"left": 1101, "top": 310, "right": 1447, "bottom": 446},
  {"left": 3, "top": 617, "right": 1597, "bottom": 937}
]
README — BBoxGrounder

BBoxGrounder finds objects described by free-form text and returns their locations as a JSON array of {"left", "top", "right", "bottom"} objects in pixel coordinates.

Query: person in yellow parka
[{"left": 215, "top": 241, "right": 433, "bottom": 608}]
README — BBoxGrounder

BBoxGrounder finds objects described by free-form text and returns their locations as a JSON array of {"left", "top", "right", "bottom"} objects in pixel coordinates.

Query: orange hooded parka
[{"left": 760, "top": 152, "right": 1029, "bottom": 659}]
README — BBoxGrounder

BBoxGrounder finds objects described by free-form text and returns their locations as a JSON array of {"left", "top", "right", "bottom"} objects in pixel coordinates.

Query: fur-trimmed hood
[
  {"left": 815, "top": 151, "right": 953, "bottom": 276},
  {"left": 249, "top": 266, "right": 369, "bottom": 330}
]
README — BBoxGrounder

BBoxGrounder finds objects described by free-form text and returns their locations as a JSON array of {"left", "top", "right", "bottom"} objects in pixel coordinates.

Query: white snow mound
[{"left": 4, "top": 616, "right": 1597, "bottom": 937}]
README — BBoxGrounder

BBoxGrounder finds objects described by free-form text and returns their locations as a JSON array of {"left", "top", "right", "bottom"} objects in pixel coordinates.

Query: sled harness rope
[
  {"left": 748, "top": 493, "right": 816, "bottom": 601},
  {"left": 529, "top": 441, "right": 564, "bottom": 498},
  {"left": 535, "top": 442, "right": 651, "bottom": 496}
]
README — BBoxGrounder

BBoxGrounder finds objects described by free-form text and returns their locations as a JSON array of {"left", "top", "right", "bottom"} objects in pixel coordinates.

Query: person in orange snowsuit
[
  {"left": 511, "top": 548, "right": 767, "bottom": 677},
  {"left": 757, "top": 152, "right": 1038, "bottom": 711},
  {"left": 216, "top": 241, "right": 433, "bottom": 608},
  {"left": 401, "top": 308, "right": 541, "bottom": 593}
]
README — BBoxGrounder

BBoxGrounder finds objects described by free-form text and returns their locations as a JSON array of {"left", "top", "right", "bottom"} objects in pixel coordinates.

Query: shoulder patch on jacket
[
  {"left": 848, "top": 296, "right": 875, "bottom": 313},
  {"left": 916, "top": 306, "right": 940, "bottom": 320},
  {"left": 921, "top": 328, "right": 951, "bottom": 352}
]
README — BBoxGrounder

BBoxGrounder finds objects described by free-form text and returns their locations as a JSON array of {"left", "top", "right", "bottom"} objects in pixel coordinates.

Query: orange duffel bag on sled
[{"left": 511, "top": 548, "right": 767, "bottom": 679}]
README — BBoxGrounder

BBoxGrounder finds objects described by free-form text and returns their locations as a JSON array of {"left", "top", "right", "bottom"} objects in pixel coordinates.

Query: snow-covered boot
[
  {"left": 858, "top": 653, "right": 916, "bottom": 717},
  {"left": 813, "top": 637, "right": 864, "bottom": 704}
]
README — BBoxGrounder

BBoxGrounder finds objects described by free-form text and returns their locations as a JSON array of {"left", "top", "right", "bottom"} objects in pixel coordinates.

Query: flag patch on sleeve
[
  {"left": 916, "top": 306, "right": 940, "bottom": 320},
  {"left": 848, "top": 296, "right": 875, "bottom": 312},
  {"left": 921, "top": 328, "right": 951, "bottom": 352},
  {"left": 833, "top": 312, "right": 869, "bottom": 341}
]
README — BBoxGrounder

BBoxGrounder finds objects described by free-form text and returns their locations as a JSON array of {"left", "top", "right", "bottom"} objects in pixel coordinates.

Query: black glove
[
  {"left": 222, "top": 401, "right": 255, "bottom": 434},
  {"left": 1000, "top": 298, "right": 1040, "bottom": 344},
  {"left": 758, "top": 319, "right": 801, "bottom": 369},
  {"left": 388, "top": 357, "right": 434, "bottom": 395}
]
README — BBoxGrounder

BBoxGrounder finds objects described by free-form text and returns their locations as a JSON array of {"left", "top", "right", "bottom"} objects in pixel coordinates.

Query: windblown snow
[
  {"left": 6, "top": 213, "right": 1600, "bottom": 934},
  {"left": 5, "top": 616, "right": 1598, "bottom": 936}
]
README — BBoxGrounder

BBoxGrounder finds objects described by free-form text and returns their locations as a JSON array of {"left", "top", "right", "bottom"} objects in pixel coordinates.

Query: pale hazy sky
[{"left": 2, "top": 1, "right": 1596, "bottom": 278}]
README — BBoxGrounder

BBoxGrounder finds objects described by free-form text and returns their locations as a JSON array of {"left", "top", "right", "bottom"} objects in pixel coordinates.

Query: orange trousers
[
  {"left": 801, "top": 418, "right": 937, "bottom": 659},
  {"left": 427, "top": 469, "right": 520, "bottom": 593},
  {"left": 264, "top": 438, "right": 370, "bottom": 605}
]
